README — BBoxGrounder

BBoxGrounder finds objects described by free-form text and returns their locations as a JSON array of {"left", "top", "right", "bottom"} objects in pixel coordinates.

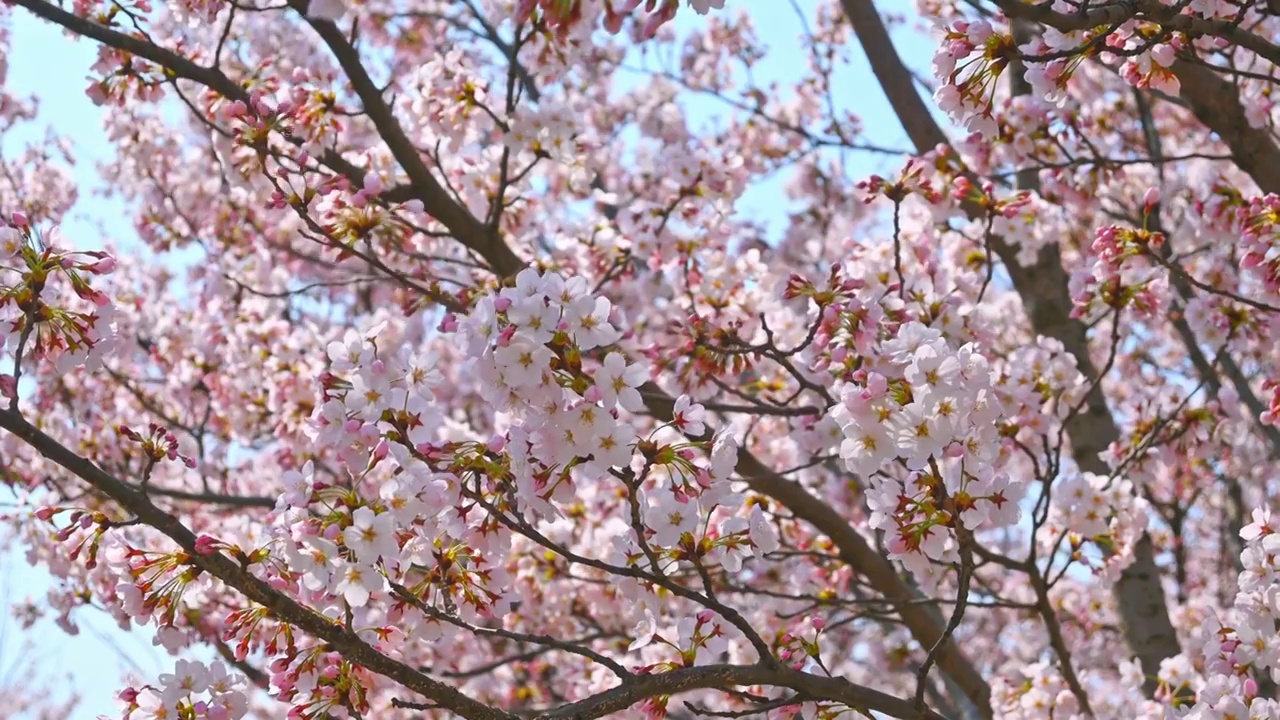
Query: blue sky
[{"left": 0, "top": 2, "right": 933, "bottom": 717}]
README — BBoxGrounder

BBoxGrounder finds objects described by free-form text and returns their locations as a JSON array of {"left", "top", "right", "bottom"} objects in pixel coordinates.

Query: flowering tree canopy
[{"left": 3, "top": 0, "right": 1280, "bottom": 717}]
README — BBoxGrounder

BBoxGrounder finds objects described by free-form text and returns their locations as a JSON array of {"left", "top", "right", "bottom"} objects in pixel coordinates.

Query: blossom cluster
[
  {"left": 932, "top": 20, "right": 1012, "bottom": 136},
  {"left": 442, "top": 269, "right": 779, "bottom": 567},
  {"left": 0, "top": 213, "right": 118, "bottom": 395},
  {"left": 119, "top": 659, "right": 249, "bottom": 720},
  {"left": 1149, "top": 511, "right": 1280, "bottom": 720},
  {"left": 830, "top": 322, "right": 1017, "bottom": 580},
  {"left": 933, "top": 19, "right": 1181, "bottom": 139},
  {"left": 1068, "top": 219, "right": 1170, "bottom": 322},
  {"left": 1044, "top": 471, "right": 1151, "bottom": 577}
]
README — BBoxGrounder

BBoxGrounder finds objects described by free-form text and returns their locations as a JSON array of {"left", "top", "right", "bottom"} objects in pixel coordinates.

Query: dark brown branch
[{"left": 289, "top": 0, "right": 525, "bottom": 278}]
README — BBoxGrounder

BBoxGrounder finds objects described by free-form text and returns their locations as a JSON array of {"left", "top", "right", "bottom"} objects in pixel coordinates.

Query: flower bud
[
  {"left": 1143, "top": 187, "right": 1161, "bottom": 213},
  {"left": 194, "top": 535, "right": 220, "bottom": 555},
  {"left": 91, "top": 256, "right": 118, "bottom": 274}
]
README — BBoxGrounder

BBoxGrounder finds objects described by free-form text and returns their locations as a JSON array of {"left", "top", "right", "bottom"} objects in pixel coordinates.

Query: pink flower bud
[
  {"left": 493, "top": 296, "right": 512, "bottom": 312},
  {"left": 194, "top": 535, "right": 219, "bottom": 555},
  {"left": 10, "top": 211, "right": 28, "bottom": 227},
  {"left": 496, "top": 325, "right": 517, "bottom": 346},
  {"left": 91, "top": 256, "right": 118, "bottom": 274},
  {"left": 811, "top": 617, "right": 826, "bottom": 630},
  {"left": 1143, "top": 187, "right": 1161, "bottom": 212},
  {"left": 583, "top": 385, "right": 604, "bottom": 403},
  {"left": 487, "top": 434, "right": 507, "bottom": 453},
  {"left": 34, "top": 507, "right": 58, "bottom": 521}
]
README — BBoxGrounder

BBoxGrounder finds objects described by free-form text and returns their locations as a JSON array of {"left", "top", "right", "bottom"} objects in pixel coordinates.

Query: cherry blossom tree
[{"left": 2, "top": 0, "right": 1280, "bottom": 717}]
